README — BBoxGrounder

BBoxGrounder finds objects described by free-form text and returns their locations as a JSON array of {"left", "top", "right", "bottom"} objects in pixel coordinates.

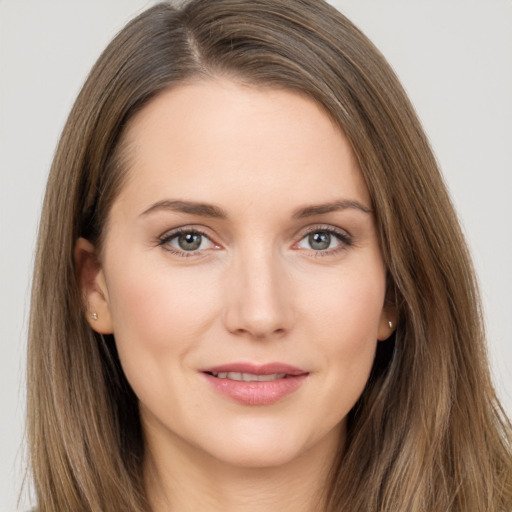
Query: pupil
[
  {"left": 178, "top": 233, "right": 202, "bottom": 251},
  {"left": 309, "top": 232, "right": 331, "bottom": 250}
]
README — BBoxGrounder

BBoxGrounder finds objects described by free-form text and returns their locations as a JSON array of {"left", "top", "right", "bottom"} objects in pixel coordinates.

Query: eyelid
[
  {"left": 292, "top": 224, "right": 353, "bottom": 254},
  {"left": 295, "top": 223, "right": 352, "bottom": 240},
  {"left": 156, "top": 223, "right": 352, "bottom": 257},
  {"left": 157, "top": 226, "right": 221, "bottom": 256}
]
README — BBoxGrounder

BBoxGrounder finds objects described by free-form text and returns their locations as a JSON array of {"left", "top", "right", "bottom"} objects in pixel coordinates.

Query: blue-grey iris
[
  {"left": 178, "top": 232, "right": 202, "bottom": 251},
  {"left": 309, "top": 232, "right": 331, "bottom": 250}
]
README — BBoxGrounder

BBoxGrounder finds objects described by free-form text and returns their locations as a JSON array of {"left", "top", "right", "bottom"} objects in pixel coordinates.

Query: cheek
[
  {"left": 304, "top": 260, "right": 386, "bottom": 342},
  {"left": 103, "top": 254, "right": 224, "bottom": 421},
  {"left": 301, "top": 259, "right": 386, "bottom": 392},
  {"left": 104, "top": 252, "right": 220, "bottom": 367}
]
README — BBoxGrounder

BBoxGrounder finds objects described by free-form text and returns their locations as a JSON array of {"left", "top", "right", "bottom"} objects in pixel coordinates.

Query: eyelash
[
  {"left": 158, "top": 227, "right": 214, "bottom": 258},
  {"left": 157, "top": 225, "right": 353, "bottom": 258},
  {"left": 301, "top": 226, "right": 352, "bottom": 254}
]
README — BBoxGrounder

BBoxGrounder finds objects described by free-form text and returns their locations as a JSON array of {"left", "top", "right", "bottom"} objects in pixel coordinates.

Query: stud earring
[
  {"left": 90, "top": 312, "right": 98, "bottom": 320},
  {"left": 388, "top": 320, "right": 393, "bottom": 329}
]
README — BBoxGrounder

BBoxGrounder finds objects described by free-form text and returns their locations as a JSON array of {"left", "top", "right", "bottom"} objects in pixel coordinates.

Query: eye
[
  {"left": 296, "top": 228, "right": 351, "bottom": 252},
  {"left": 160, "top": 229, "right": 217, "bottom": 254}
]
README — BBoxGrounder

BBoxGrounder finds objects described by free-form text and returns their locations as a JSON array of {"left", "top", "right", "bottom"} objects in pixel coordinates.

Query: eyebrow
[
  {"left": 139, "top": 198, "right": 372, "bottom": 219},
  {"left": 140, "top": 200, "right": 228, "bottom": 219},
  {"left": 292, "top": 199, "right": 372, "bottom": 218}
]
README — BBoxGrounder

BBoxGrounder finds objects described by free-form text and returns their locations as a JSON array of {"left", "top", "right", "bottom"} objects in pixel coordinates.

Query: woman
[{"left": 27, "top": 0, "right": 512, "bottom": 511}]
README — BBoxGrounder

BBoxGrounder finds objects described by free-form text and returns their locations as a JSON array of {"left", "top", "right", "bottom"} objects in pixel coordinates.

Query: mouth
[
  {"left": 200, "top": 363, "right": 309, "bottom": 405},
  {"left": 205, "top": 371, "right": 288, "bottom": 382}
]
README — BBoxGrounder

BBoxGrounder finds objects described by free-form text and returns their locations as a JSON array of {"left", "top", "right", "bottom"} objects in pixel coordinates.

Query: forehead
[{"left": 115, "top": 79, "right": 370, "bottom": 216}]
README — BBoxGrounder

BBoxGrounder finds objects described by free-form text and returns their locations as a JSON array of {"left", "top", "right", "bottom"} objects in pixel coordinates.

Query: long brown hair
[{"left": 27, "top": 1, "right": 512, "bottom": 510}]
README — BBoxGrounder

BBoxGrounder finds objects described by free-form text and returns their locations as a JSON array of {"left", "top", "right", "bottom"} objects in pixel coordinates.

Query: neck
[{"left": 144, "top": 427, "right": 340, "bottom": 512}]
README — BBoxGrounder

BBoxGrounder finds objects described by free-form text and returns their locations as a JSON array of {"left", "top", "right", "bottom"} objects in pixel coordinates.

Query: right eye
[{"left": 159, "top": 229, "right": 217, "bottom": 255}]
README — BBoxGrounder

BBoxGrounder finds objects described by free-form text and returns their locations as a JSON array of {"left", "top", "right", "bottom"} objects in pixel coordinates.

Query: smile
[
  {"left": 207, "top": 372, "right": 287, "bottom": 381},
  {"left": 201, "top": 363, "right": 309, "bottom": 405}
]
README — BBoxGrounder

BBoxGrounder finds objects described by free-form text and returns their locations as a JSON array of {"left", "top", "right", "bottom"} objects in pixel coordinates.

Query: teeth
[
  {"left": 255, "top": 373, "right": 286, "bottom": 381},
  {"left": 212, "top": 372, "right": 286, "bottom": 382}
]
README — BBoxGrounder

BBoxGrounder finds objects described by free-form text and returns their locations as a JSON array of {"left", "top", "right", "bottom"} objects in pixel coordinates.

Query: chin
[
  {"left": 194, "top": 419, "right": 342, "bottom": 471},
  {"left": 215, "top": 443, "right": 305, "bottom": 469}
]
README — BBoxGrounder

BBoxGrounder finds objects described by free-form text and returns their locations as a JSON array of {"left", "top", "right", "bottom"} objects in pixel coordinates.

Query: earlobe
[
  {"left": 377, "top": 308, "right": 397, "bottom": 341},
  {"left": 74, "top": 237, "right": 114, "bottom": 334}
]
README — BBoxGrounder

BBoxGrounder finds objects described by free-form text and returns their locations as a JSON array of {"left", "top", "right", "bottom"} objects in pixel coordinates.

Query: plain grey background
[{"left": 1, "top": 1, "right": 511, "bottom": 510}]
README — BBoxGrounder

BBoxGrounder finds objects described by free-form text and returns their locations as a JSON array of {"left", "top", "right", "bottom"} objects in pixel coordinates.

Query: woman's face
[{"left": 82, "top": 79, "right": 393, "bottom": 469}]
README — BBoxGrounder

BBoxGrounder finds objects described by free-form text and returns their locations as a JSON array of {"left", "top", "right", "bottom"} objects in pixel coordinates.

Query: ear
[
  {"left": 74, "top": 237, "right": 113, "bottom": 334},
  {"left": 377, "top": 305, "right": 397, "bottom": 341}
]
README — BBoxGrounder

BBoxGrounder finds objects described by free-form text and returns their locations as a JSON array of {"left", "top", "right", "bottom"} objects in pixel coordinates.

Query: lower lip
[{"left": 202, "top": 373, "right": 308, "bottom": 405}]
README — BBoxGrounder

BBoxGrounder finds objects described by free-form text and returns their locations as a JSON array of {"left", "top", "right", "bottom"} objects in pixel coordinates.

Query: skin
[{"left": 77, "top": 79, "right": 395, "bottom": 512}]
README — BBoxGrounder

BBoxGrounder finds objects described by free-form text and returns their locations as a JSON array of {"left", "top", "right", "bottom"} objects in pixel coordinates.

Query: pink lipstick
[{"left": 200, "top": 363, "right": 308, "bottom": 405}]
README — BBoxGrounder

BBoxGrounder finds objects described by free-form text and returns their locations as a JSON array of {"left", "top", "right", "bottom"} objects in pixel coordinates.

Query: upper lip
[{"left": 200, "top": 362, "right": 308, "bottom": 376}]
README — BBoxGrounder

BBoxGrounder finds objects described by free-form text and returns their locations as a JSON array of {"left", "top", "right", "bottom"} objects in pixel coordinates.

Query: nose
[{"left": 223, "top": 246, "right": 294, "bottom": 340}]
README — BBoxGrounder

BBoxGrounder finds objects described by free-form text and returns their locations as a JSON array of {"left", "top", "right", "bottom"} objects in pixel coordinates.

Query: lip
[{"left": 200, "top": 362, "right": 309, "bottom": 406}]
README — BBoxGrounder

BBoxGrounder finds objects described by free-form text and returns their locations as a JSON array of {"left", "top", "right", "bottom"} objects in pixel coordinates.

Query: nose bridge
[{"left": 223, "top": 240, "right": 293, "bottom": 338}]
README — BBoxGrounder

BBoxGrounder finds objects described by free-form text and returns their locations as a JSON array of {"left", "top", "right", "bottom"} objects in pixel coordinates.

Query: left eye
[
  {"left": 165, "top": 231, "right": 215, "bottom": 252},
  {"left": 297, "top": 230, "right": 343, "bottom": 251}
]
